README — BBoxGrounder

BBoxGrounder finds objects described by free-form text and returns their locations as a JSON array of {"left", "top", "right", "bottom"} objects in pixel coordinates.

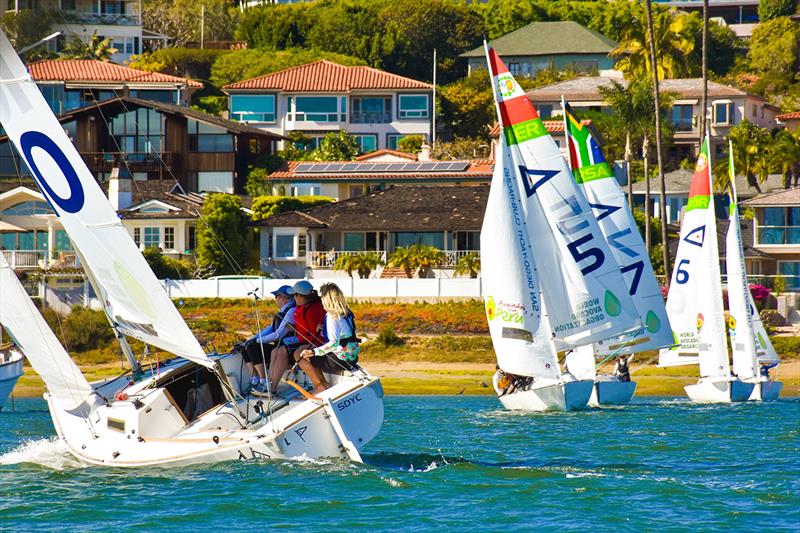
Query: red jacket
[{"left": 293, "top": 296, "right": 326, "bottom": 346}]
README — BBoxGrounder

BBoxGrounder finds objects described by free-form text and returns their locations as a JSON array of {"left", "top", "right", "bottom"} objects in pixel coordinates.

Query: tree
[
  {"left": 334, "top": 252, "right": 384, "bottom": 279},
  {"left": 1, "top": 9, "right": 55, "bottom": 57},
  {"left": 195, "top": 194, "right": 248, "bottom": 276},
  {"left": 769, "top": 130, "right": 800, "bottom": 188},
  {"left": 397, "top": 135, "right": 424, "bottom": 153},
  {"left": 129, "top": 48, "right": 224, "bottom": 81},
  {"left": 599, "top": 80, "right": 645, "bottom": 205},
  {"left": 313, "top": 131, "right": 360, "bottom": 160},
  {"left": 142, "top": 247, "right": 194, "bottom": 279},
  {"left": 251, "top": 195, "right": 333, "bottom": 221},
  {"left": 236, "top": 3, "right": 309, "bottom": 50},
  {"left": 725, "top": 121, "right": 772, "bottom": 191},
  {"left": 747, "top": 17, "right": 800, "bottom": 78},
  {"left": 59, "top": 32, "right": 118, "bottom": 61},
  {"left": 758, "top": 0, "right": 799, "bottom": 21},
  {"left": 142, "top": 0, "right": 239, "bottom": 48},
  {"left": 388, "top": 246, "right": 416, "bottom": 278},
  {"left": 454, "top": 252, "right": 481, "bottom": 278},
  {"left": 411, "top": 245, "right": 446, "bottom": 278},
  {"left": 478, "top": 0, "right": 548, "bottom": 40},
  {"left": 431, "top": 137, "right": 491, "bottom": 160}
]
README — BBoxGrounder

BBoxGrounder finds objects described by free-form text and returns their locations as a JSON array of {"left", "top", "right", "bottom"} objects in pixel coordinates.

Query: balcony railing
[
  {"left": 81, "top": 152, "right": 174, "bottom": 173},
  {"left": 442, "top": 250, "right": 480, "bottom": 267},
  {"left": 756, "top": 226, "right": 800, "bottom": 245},
  {"left": 61, "top": 11, "right": 140, "bottom": 26},
  {"left": 350, "top": 111, "right": 392, "bottom": 124},
  {"left": 1, "top": 250, "right": 79, "bottom": 270},
  {"left": 308, "top": 250, "right": 480, "bottom": 269}
]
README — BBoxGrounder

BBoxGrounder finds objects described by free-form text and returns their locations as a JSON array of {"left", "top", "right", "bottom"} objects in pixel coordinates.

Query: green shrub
[
  {"left": 375, "top": 326, "right": 405, "bottom": 347},
  {"left": 41, "top": 307, "right": 116, "bottom": 353},
  {"left": 770, "top": 336, "right": 800, "bottom": 358},
  {"left": 251, "top": 195, "right": 334, "bottom": 220},
  {"left": 142, "top": 247, "right": 194, "bottom": 279}
]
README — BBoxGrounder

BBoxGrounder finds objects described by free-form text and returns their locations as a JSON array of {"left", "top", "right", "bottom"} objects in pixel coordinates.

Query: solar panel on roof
[
  {"left": 295, "top": 163, "right": 315, "bottom": 173},
  {"left": 340, "top": 163, "right": 359, "bottom": 172},
  {"left": 371, "top": 163, "right": 391, "bottom": 171},
  {"left": 418, "top": 162, "right": 437, "bottom": 172},
  {"left": 448, "top": 161, "right": 469, "bottom": 171}
]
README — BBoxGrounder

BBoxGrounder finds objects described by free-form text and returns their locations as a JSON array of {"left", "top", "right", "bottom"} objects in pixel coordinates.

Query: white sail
[
  {"left": 565, "top": 345, "right": 597, "bottom": 382},
  {"left": 0, "top": 30, "right": 211, "bottom": 368},
  {"left": 0, "top": 254, "right": 95, "bottom": 411},
  {"left": 486, "top": 47, "right": 641, "bottom": 348},
  {"left": 563, "top": 101, "right": 673, "bottom": 355}
]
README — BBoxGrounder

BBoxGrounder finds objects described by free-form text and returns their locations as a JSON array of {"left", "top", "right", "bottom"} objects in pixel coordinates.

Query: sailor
[
  {"left": 761, "top": 362, "right": 778, "bottom": 380},
  {"left": 613, "top": 355, "right": 632, "bottom": 382},
  {"left": 236, "top": 285, "right": 295, "bottom": 393}
]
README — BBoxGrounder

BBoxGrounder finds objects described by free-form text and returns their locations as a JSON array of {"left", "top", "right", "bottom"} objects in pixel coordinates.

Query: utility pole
[
  {"left": 200, "top": 5, "right": 205, "bottom": 49},
  {"left": 699, "top": 0, "right": 708, "bottom": 147},
  {"left": 645, "top": 0, "right": 672, "bottom": 285},
  {"left": 432, "top": 48, "right": 437, "bottom": 148}
]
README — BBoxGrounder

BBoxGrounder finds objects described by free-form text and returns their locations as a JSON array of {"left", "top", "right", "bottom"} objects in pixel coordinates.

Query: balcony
[
  {"left": 1, "top": 250, "right": 79, "bottom": 270},
  {"left": 61, "top": 11, "right": 140, "bottom": 27},
  {"left": 81, "top": 152, "right": 175, "bottom": 174},
  {"left": 308, "top": 250, "right": 479, "bottom": 269},
  {"left": 350, "top": 111, "right": 392, "bottom": 125}
]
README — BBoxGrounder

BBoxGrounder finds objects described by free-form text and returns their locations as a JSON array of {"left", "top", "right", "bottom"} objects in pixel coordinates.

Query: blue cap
[
  {"left": 270, "top": 285, "right": 292, "bottom": 297},
  {"left": 288, "top": 280, "right": 314, "bottom": 296}
]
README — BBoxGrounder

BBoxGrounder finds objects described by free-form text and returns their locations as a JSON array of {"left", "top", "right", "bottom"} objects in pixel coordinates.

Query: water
[{"left": 1, "top": 396, "right": 798, "bottom": 531}]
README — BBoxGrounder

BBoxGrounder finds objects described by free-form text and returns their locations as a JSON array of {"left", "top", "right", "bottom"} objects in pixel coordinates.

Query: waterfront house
[
  {"left": 223, "top": 60, "right": 433, "bottom": 153},
  {"left": 776, "top": 111, "right": 800, "bottom": 132},
  {"left": 253, "top": 185, "right": 487, "bottom": 279},
  {"left": 460, "top": 21, "right": 618, "bottom": 77}
]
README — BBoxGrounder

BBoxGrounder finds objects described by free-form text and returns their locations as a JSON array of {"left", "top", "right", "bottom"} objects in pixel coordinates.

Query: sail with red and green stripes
[
  {"left": 485, "top": 45, "right": 640, "bottom": 347},
  {"left": 563, "top": 101, "right": 673, "bottom": 356},
  {"left": 660, "top": 136, "right": 728, "bottom": 378}
]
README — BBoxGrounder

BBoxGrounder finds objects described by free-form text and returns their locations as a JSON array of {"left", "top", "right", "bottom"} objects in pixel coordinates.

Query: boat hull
[
  {"left": 588, "top": 378, "right": 637, "bottom": 407},
  {"left": 0, "top": 350, "right": 24, "bottom": 410},
  {"left": 746, "top": 379, "right": 783, "bottom": 401},
  {"left": 685, "top": 377, "right": 754, "bottom": 403},
  {"left": 499, "top": 379, "right": 593, "bottom": 412}
]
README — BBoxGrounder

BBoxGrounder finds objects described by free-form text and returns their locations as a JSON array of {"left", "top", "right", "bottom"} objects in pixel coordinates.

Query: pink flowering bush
[{"left": 749, "top": 284, "right": 771, "bottom": 310}]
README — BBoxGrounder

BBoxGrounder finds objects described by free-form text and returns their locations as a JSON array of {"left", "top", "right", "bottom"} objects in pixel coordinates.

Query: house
[
  {"left": 28, "top": 59, "right": 203, "bottom": 114},
  {"left": 0, "top": 0, "right": 161, "bottom": 63},
  {"left": 223, "top": 60, "right": 433, "bottom": 153},
  {"left": 776, "top": 111, "right": 800, "bottom": 132},
  {"left": 740, "top": 187, "right": 800, "bottom": 291},
  {"left": 631, "top": 169, "right": 787, "bottom": 224},
  {"left": 460, "top": 21, "right": 618, "bottom": 77},
  {"left": 526, "top": 76, "right": 780, "bottom": 163},
  {"left": 0, "top": 96, "right": 285, "bottom": 194},
  {"left": 253, "top": 185, "right": 487, "bottom": 278},
  {"left": 489, "top": 119, "right": 594, "bottom": 163}
]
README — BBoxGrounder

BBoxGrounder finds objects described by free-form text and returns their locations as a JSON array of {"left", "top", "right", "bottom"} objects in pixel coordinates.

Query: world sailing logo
[{"left": 19, "top": 130, "right": 85, "bottom": 214}]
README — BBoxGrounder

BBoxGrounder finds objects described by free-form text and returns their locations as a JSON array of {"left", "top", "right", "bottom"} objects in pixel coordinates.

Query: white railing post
[
  {"left": 395, "top": 277, "right": 399, "bottom": 299},
  {"left": 216, "top": 277, "right": 220, "bottom": 298}
]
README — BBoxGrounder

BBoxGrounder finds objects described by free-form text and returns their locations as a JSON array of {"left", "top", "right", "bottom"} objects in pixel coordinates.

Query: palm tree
[
  {"left": 726, "top": 121, "right": 771, "bottom": 191},
  {"left": 611, "top": 4, "right": 694, "bottom": 80},
  {"left": 454, "top": 252, "right": 481, "bottom": 278},
  {"left": 769, "top": 130, "right": 800, "bottom": 188},
  {"left": 388, "top": 246, "right": 417, "bottom": 278},
  {"left": 413, "top": 245, "right": 446, "bottom": 279},
  {"left": 599, "top": 80, "right": 640, "bottom": 205},
  {"left": 333, "top": 252, "right": 385, "bottom": 279},
  {"left": 59, "top": 31, "right": 118, "bottom": 61}
]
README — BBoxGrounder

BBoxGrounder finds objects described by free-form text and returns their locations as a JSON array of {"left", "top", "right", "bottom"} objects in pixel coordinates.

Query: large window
[
  {"left": 275, "top": 234, "right": 295, "bottom": 258},
  {"left": 164, "top": 227, "right": 175, "bottom": 250},
  {"left": 1, "top": 201, "right": 52, "bottom": 216},
  {"left": 54, "top": 230, "right": 72, "bottom": 251},
  {"left": 230, "top": 94, "right": 276, "bottom": 123},
  {"left": 758, "top": 207, "right": 800, "bottom": 245},
  {"left": 394, "top": 232, "right": 444, "bottom": 249},
  {"left": 671, "top": 104, "right": 693, "bottom": 132},
  {"left": 351, "top": 97, "right": 391, "bottom": 124},
  {"left": 131, "top": 90, "right": 176, "bottom": 104},
  {"left": 779, "top": 262, "right": 800, "bottom": 290},
  {"left": 354, "top": 134, "right": 377, "bottom": 153},
  {"left": 188, "top": 119, "right": 234, "bottom": 152},
  {"left": 110, "top": 108, "right": 164, "bottom": 157},
  {"left": 398, "top": 94, "right": 429, "bottom": 119},
  {"left": 713, "top": 101, "right": 734, "bottom": 126},
  {"left": 143, "top": 227, "right": 160, "bottom": 248},
  {"left": 289, "top": 96, "right": 341, "bottom": 122},
  {"left": 344, "top": 232, "right": 365, "bottom": 251}
]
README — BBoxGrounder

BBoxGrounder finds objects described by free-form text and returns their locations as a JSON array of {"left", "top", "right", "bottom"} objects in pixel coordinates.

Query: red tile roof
[
  {"left": 223, "top": 60, "right": 432, "bottom": 92},
  {"left": 489, "top": 119, "right": 590, "bottom": 137},
  {"left": 28, "top": 60, "right": 203, "bottom": 88},
  {"left": 777, "top": 111, "right": 800, "bottom": 121},
  {"left": 268, "top": 159, "right": 493, "bottom": 181},
  {"left": 356, "top": 149, "right": 418, "bottom": 161}
]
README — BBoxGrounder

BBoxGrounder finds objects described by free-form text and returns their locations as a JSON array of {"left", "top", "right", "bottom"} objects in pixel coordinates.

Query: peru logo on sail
[
  {"left": 487, "top": 297, "right": 525, "bottom": 324},
  {"left": 497, "top": 75, "right": 515, "bottom": 98},
  {"left": 18, "top": 131, "right": 85, "bottom": 214}
]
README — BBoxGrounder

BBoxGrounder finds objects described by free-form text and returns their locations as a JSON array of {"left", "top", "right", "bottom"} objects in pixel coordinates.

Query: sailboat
[
  {"left": 562, "top": 101, "right": 674, "bottom": 406},
  {"left": 0, "top": 30, "right": 383, "bottom": 466},
  {"left": 725, "top": 143, "right": 782, "bottom": 401},
  {"left": 659, "top": 134, "right": 754, "bottom": 403},
  {"left": 0, "top": 344, "right": 24, "bottom": 410},
  {"left": 483, "top": 45, "right": 643, "bottom": 411}
]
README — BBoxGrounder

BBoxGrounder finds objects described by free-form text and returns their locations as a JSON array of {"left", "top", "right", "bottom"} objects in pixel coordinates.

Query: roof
[
  {"left": 460, "top": 21, "right": 617, "bottom": 58},
  {"left": 101, "top": 180, "right": 204, "bottom": 220},
  {"left": 776, "top": 111, "right": 800, "bottom": 121},
  {"left": 28, "top": 59, "right": 203, "bottom": 88},
  {"left": 740, "top": 187, "right": 800, "bottom": 207},
  {"left": 256, "top": 185, "right": 489, "bottom": 231},
  {"left": 527, "top": 76, "right": 763, "bottom": 102},
  {"left": 267, "top": 159, "right": 493, "bottom": 182},
  {"left": 223, "top": 60, "right": 432, "bottom": 92},
  {"left": 489, "top": 119, "right": 591, "bottom": 138},
  {"left": 356, "top": 149, "right": 417, "bottom": 161},
  {"left": 632, "top": 170, "right": 788, "bottom": 197}
]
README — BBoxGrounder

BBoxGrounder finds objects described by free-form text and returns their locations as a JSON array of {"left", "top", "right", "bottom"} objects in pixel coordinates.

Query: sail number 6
[{"left": 675, "top": 259, "right": 691, "bottom": 284}]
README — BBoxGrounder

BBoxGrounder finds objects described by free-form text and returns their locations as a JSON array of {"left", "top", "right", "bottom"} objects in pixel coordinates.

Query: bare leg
[
  {"left": 254, "top": 363, "right": 266, "bottom": 380},
  {"left": 268, "top": 346, "right": 289, "bottom": 392},
  {"left": 297, "top": 358, "right": 330, "bottom": 393}
]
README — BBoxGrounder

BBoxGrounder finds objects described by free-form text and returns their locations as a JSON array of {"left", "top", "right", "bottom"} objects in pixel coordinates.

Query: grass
[{"left": 362, "top": 335, "right": 495, "bottom": 364}]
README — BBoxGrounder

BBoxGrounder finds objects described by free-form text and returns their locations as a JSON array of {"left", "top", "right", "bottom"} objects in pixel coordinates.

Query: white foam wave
[
  {"left": 0, "top": 437, "right": 84, "bottom": 470},
  {"left": 408, "top": 461, "right": 441, "bottom": 473}
]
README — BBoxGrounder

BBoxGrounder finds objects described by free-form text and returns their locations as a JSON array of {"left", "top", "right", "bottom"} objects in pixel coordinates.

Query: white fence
[{"left": 163, "top": 277, "right": 485, "bottom": 300}]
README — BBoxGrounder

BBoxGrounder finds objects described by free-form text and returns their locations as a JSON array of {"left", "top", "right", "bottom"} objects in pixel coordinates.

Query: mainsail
[
  {"left": 0, "top": 254, "right": 95, "bottom": 411},
  {"left": 660, "top": 136, "right": 727, "bottom": 377},
  {"left": 486, "top": 46, "right": 641, "bottom": 348},
  {"left": 0, "top": 31, "right": 210, "bottom": 367},
  {"left": 563, "top": 101, "right": 673, "bottom": 355}
]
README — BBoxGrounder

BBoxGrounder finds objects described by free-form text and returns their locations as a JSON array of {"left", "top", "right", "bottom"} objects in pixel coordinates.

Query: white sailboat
[
  {"left": 0, "top": 345, "right": 24, "bottom": 410},
  {"left": 0, "top": 30, "right": 383, "bottom": 466},
  {"left": 483, "top": 45, "right": 642, "bottom": 411},
  {"left": 659, "top": 135, "right": 754, "bottom": 403},
  {"left": 724, "top": 144, "right": 782, "bottom": 401},
  {"left": 562, "top": 100, "right": 674, "bottom": 406}
]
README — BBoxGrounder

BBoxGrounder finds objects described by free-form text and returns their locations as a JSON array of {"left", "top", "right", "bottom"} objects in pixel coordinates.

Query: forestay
[
  {"left": 0, "top": 254, "right": 95, "bottom": 412},
  {"left": 0, "top": 31, "right": 210, "bottom": 368},
  {"left": 486, "top": 47, "right": 640, "bottom": 347},
  {"left": 563, "top": 101, "right": 673, "bottom": 355}
]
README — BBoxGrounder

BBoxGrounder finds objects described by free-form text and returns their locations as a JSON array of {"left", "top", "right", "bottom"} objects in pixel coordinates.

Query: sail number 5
[{"left": 554, "top": 195, "right": 605, "bottom": 276}]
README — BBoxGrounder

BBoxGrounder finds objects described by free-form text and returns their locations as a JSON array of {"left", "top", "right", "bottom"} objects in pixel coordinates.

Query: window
[
  {"left": 62, "top": 0, "right": 76, "bottom": 9},
  {"left": 198, "top": 171, "right": 234, "bottom": 193},
  {"left": 133, "top": 227, "right": 141, "bottom": 247},
  {"left": 290, "top": 96, "right": 340, "bottom": 122},
  {"left": 187, "top": 226, "right": 196, "bottom": 252},
  {"left": 351, "top": 97, "right": 391, "bottom": 124},
  {"left": 537, "top": 104, "right": 553, "bottom": 119},
  {"left": 349, "top": 185, "right": 365, "bottom": 198},
  {"left": 508, "top": 62, "right": 521, "bottom": 75},
  {"left": 758, "top": 207, "right": 800, "bottom": 245},
  {"left": 230, "top": 94, "right": 276, "bottom": 123},
  {"left": 344, "top": 232, "right": 365, "bottom": 251},
  {"left": 164, "top": 227, "right": 175, "bottom": 250},
  {"left": 275, "top": 234, "right": 294, "bottom": 258},
  {"left": 398, "top": 94, "right": 429, "bottom": 119},
  {"left": 452, "top": 231, "right": 480, "bottom": 251},
  {"left": 54, "top": 230, "right": 72, "bottom": 251},
  {"left": 713, "top": 101, "right": 734, "bottom": 125},
  {"left": 752, "top": 104, "right": 757, "bottom": 118},
  {"left": 1, "top": 201, "right": 52, "bottom": 216},
  {"left": 572, "top": 60, "right": 599, "bottom": 72},
  {"left": 188, "top": 119, "right": 234, "bottom": 152},
  {"left": 394, "top": 232, "right": 444, "bottom": 249},
  {"left": 131, "top": 90, "right": 177, "bottom": 104},
  {"left": 354, "top": 134, "right": 377, "bottom": 153},
  {"left": 110, "top": 108, "right": 164, "bottom": 156},
  {"left": 298, "top": 232, "right": 306, "bottom": 257},
  {"left": 671, "top": 105, "right": 693, "bottom": 132},
  {"left": 779, "top": 262, "right": 800, "bottom": 290},
  {"left": 143, "top": 227, "right": 160, "bottom": 249},
  {"left": 387, "top": 133, "right": 403, "bottom": 150}
]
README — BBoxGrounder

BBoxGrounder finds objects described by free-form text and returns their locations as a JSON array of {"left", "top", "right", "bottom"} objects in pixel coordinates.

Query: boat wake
[
  {"left": 0, "top": 438, "right": 83, "bottom": 470},
  {"left": 364, "top": 451, "right": 468, "bottom": 473}
]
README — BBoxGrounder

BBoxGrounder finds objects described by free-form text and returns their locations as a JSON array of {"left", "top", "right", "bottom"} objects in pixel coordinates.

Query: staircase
[{"left": 380, "top": 267, "right": 411, "bottom": 279}]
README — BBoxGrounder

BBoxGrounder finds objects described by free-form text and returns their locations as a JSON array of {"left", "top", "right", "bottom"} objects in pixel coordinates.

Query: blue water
[{"left": 1, "top": 396, "right": 798, "bottom": 531}]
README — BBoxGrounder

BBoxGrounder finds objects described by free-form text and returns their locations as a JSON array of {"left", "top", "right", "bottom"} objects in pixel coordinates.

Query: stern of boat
[
  {"left": 685, "top": 378, "right": 755, "bottom": 403},
  {"left": 589, "top": 378, "right": 638, "bottom": 407}
]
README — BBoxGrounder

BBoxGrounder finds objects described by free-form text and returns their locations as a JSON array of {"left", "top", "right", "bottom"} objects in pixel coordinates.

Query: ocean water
[{"left": 0, "top": 396, "right": 798, "bottom": 531}]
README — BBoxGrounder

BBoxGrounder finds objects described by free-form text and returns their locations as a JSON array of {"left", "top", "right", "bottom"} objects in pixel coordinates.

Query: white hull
[
  {"left": 498, "top": 379, "right": 593, "bottom": 412},
  {"left": 0, "top": 350, "right": 24, "bottom": 410},
  {"left": 685, "top": 377, "right": 754, "bottom": 403},
  {"left": 48, "top": 355, "right": 384, "bottom": 467},
  {"left": 588, "top": 377, "right": 637, "bottom": 407},
  {"left": 744, "top": 378, "right": 783, "bottom": 402}
]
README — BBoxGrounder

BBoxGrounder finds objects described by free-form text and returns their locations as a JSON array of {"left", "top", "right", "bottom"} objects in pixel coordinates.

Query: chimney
[
  {"left": 419, "top": 142, "right": 432, "bottom": 161},
  {"left": 108, "top": 167, "right": 133, "bottom": 211}
]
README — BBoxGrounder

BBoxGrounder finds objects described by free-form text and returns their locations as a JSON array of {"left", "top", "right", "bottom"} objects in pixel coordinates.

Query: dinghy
[
  {"left": 483, "top": 45, "right": 642, "bottom": 411},
  {"left": 659, "top": 136, "right": 754, "bottom": 403},
  {"left": 0, "top": 30, "right": 383, "bottom": 466},
  {"left": 724, "top": 144, "right": 782, "bottom": 401},
  {"left": 562, "top": 101, "right": 674, "bottom": 406},
  {"left": 0, "top": 347, "right": 24, "bottom": 410}
]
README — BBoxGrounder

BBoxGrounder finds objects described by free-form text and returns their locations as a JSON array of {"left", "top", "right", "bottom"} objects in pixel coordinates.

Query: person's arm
[
  {"left": 312, "top": 316, "right": 346, "bottom": 357},
  {"left": 250, "top": 323, "right": 275, "bottom": 343},
  {"left": 258, "top": 307, "right": 295, "bottom": 344}
]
